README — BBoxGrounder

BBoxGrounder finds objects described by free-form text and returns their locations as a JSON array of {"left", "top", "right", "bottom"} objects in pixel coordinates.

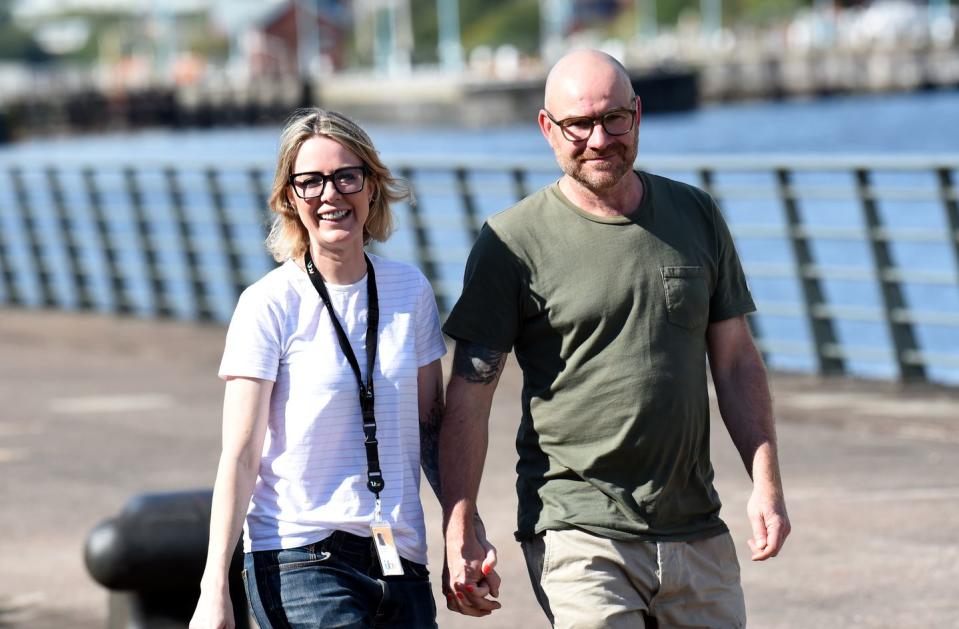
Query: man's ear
[{"left": 538, "top": 109, "right": 556, "bottom": 145}]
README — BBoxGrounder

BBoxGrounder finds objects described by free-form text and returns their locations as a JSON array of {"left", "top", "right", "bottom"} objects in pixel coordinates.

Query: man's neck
[{"left": 559, "top": 171, "right": 644, "bottom": 219}]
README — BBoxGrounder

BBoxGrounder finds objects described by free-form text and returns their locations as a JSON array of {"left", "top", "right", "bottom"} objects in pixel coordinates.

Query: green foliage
[
  {"left": 0, "top": 1, "right": 49, "bottom": 62},
  {"left": 406, "top": 0, "right": 813, "bottom": 65},
  {"left": 461, "top": 0, "right": 540, "bottom": 54},
  {"left": 409, "top": 0, "right": 541, "bottom": 63},
  {"left": 411, "top": 0, "right": 439, "bottom": 64},
  {"left": 732, "top": 0, "right": 807, "bottom": 25}
]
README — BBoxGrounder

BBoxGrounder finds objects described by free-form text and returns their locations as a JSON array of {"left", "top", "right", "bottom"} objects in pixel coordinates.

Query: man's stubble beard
[{"left": 558, "top": 133, "right": 639, "bottom": 193}]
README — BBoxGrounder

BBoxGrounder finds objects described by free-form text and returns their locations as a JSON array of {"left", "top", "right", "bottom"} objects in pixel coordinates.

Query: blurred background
[{"left": 1, "top": 1, "right": 958, "bottom": 627}]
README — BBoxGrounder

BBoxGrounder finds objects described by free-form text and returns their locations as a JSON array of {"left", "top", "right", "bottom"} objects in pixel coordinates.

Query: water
[
  {"left": 2, "top": 89, "right": 958, "bottom": 161},
  {"left": 1, "top": 90, "right": 958, "bottom": 383}
]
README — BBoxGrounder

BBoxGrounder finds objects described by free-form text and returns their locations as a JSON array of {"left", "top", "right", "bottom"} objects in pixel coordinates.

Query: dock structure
[
  {"left": 0, "top": 308, "right": 957, "bottom": 627},
  {"left": 2, "top": 39, "right": 959, "bottom": 139}
]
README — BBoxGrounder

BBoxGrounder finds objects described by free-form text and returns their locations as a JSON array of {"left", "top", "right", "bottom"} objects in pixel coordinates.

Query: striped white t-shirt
[{"left": 219, "top": 254, "right": 446, "bottom": 563}]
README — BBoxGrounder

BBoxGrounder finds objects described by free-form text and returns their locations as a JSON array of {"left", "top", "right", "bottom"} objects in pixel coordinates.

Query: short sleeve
[
  {"left": 218, "top": 286, "right": 283, "bottom": 381},
  {"left": 443, "top": 223, "right": 523, "bottom": 352},
  {"left": 709, "top": 201, "right": 757, "bottom": 322},
  {"left": 414, "top": 273, "right": 447, "bottom": 367}
]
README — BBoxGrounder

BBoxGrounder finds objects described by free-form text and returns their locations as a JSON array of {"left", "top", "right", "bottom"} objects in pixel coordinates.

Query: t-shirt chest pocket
[{"left": 660, "top": 266, "right": 709, "bottom": 329}]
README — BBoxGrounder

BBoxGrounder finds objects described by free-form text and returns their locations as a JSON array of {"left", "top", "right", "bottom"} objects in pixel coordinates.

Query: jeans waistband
[{"left": 314, "top": 529, "right": 376, "bottom": 556}]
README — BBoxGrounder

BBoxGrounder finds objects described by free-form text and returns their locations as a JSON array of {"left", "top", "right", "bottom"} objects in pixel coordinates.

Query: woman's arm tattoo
[
  {"left": 420, "top": 378, "right": 444, "bottom": 498},
  {"left": 452, "top": 341, "right": 506, "bottom": 384}
]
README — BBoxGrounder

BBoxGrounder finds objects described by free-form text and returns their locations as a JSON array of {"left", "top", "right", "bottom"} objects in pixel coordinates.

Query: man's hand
[
  {"left": 438, "top": 341, "right": 508, "bottom": 616},
  {"left": 443, "top": 518, "right": 501, "bottom": 616},
  {"left": 746, "top": 483, "right": 790, "bottom": 560}
]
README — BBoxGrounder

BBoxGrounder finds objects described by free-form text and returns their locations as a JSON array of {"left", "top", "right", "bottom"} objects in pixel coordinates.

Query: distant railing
[{"left": 1, "top": 154, "right": 957, "bottom": 386}]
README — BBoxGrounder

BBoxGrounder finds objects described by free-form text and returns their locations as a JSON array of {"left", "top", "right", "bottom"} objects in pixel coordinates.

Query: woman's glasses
[{"left": 289, "top": 166, "right": 368, "bottom": 199}]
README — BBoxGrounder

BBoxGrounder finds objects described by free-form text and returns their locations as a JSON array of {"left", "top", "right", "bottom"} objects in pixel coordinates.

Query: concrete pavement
[{"left": 1, "top": 308, "right": 957, "bottom": 628}]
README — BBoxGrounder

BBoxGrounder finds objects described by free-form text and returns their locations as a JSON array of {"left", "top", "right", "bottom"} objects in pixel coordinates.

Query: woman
[{"left": 190, "top": 108, "right": 497, "bottom": 629}]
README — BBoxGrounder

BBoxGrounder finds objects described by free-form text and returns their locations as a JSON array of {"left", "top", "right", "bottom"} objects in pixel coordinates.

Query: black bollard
[{"left": 84, "top": 489, "right": 249, "bottom": 629}]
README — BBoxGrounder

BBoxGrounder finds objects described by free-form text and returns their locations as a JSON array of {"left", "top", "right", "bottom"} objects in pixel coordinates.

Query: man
[{"left": 438, "top": 49, "right": 790, "bottom": 628}]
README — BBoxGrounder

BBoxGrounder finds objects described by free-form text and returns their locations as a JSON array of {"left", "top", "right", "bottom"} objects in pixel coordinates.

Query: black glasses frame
[
  {"left": 544, "top": 108, "right": 637, "bottom": 142},
  {"left": 289, "top": 166, "right": 369, "bottom": 199}
]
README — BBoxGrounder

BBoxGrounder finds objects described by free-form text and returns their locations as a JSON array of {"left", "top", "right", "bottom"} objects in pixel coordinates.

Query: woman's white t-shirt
[{"left": 219, "top": 255, "right": 446, "bottom": 564}]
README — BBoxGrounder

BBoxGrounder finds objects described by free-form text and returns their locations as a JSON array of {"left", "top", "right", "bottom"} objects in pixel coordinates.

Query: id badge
[{"left": 370, "top": 520, "right": 405, "bottom": 576}]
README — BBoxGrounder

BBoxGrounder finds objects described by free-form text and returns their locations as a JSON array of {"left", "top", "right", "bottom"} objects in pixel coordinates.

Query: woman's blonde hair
[{"left": 265, "top": 108, "right": 408, "bottom": 262}]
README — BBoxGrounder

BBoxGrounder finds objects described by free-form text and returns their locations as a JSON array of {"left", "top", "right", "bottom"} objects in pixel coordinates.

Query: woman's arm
[
  {"left": 418, "top": 358, "right": 445, "bottom": 499},
  {"left": 190, "top": 376, "right": 273, "bottom": 629}
]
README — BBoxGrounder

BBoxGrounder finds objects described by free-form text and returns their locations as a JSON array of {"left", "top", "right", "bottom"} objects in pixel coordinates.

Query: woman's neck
[{"left": 305, "top": 242, "right": 367, "bottom": 285}]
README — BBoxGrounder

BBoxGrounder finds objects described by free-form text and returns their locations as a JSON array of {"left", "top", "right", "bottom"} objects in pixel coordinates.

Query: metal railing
[{"left": 1, "top": 154, "right": 957, "bottom": 385}]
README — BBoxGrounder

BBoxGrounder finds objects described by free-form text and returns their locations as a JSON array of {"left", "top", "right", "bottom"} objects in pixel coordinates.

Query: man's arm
[
  {"left": 706, "top": 316, "right": 791, "bottom": 561},
  {"left": 439, "top": 340, "right": 507, "bottom": 615}
]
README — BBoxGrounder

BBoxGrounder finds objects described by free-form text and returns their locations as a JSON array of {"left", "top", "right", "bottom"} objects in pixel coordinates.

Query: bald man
[{"left": 438, "top": 49, "right": 790, "bottom": 628}]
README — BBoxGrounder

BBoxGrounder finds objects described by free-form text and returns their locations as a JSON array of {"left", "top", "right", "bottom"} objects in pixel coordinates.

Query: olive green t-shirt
[{"left": 443, "top": 171, "right": 756, "bottom": 542}]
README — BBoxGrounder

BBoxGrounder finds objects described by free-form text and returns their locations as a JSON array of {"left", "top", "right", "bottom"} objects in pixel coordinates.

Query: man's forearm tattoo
[
  {"left": 452, "top": 341, "right": 506, "bottom": 384},
  {"left": 420, "top": 379, "right": 444, "bottom": 498}
]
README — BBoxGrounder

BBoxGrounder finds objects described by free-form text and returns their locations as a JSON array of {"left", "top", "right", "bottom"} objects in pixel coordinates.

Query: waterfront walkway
[{"left": 1, "top": 308, "right": 957, "bottom": 628}]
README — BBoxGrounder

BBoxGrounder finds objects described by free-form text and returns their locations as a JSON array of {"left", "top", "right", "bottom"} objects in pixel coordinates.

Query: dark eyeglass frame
[
  {"left": 544, "top": 107, "right": 638, "bottom": 142},
  {"left": 289, "top": 165, "right": 369, "bottom": 199}
]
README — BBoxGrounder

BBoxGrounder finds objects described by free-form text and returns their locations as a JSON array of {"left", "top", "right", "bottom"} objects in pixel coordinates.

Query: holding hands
[{"left": 443, "top": 512, "right": 502, "bottom": 617}]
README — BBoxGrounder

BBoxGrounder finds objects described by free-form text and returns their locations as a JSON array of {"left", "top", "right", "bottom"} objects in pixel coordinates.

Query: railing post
[
  {"left": 46, "top": 167, "right": 94, "bottom": 309},
  {"left": 854, "top": 168, "right": 925, "bottom": 382},
  {"left": 206, "top": 168, "right": 247, "bottom": 305},
  {"left": 165, "top": 167, "right": 214, "bottom": 321},
  {"left": 511, "top": 168, "right": 528, "bottom": 203},
  {"left": 454, "top": 167, "right": 480, "bottom": 241},
  {"left": 9, "top": 167, "right": 56, "bottom": 306},
  {"left": 248, "top": 167, "right": 276, "bottom": 270},
  {"left": 700, "top": 167, "right": 766, "bottom": 355},
  {"left": 776, "top": 168, "right": 845, "bottom": 376},
  {"left": 938, "top": 167, "right": 959, "bottom": 280},
  {"left": 399, "top": 167, "right": 445, "bottom": 315},
  {"left": 125, "top": 167, "right": 172, "bottom": 317},
  {"left": 0, "top": 183, "right": 23, "bottom": 305},
  {"left": 83, "top": 168, "right": 132, "bottom": 313}
]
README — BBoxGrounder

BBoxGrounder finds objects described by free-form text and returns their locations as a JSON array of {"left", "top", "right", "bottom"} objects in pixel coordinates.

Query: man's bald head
[{"left": 544, "top": 49, "right": 635, "bottom": 112}]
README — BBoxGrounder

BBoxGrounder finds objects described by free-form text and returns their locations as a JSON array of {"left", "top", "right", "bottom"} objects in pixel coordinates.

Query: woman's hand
[
  {"left": 189, "top": 586, "right": 235, "bottom": 629},
  {"left": 473, "top": 512, "right": 500, "bottom": 597}
]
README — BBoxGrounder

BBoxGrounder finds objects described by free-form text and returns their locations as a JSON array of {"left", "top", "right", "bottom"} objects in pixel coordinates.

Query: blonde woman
[{"left": 190, "top": 108, "right": 498, "bottom": 629}]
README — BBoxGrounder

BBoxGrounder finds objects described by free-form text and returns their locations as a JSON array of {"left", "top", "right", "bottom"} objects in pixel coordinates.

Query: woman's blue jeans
[{"left": 243, "top": 530, "right": 438, "bottom": 629}]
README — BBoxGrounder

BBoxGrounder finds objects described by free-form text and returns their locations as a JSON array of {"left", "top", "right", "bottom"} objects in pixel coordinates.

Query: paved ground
[{"left": 1, "top": 308, "right": 958, "bottom": 628}]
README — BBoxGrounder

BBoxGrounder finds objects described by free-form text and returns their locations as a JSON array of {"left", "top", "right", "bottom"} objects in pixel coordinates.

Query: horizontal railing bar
[
  {"left": 820, "top": 343, "right": 893, "bottom": 360},
  {"left": 731, "top": 225, "right": 950, "bottom": 243},
  {"left": 754, "top": 339, "right": 812, "bottom": 355},
  {"left": 890, "top": 309, "right": 959, "bottom": 327},
  {"left": 879, "top": 268, "right": 958, "bottom": 285},
  {"left": 902, "top": 350, "right": 959, "bottom": 369},
  {"left": 752, "top": 264, "right": 959, "bottom": 285},
  {"left": 751, "top": 301, "right": 804, "bottom": 316},
  {"left": 755, "top": 302, "right": 959, "bottom": 327},
  {"left": 715, "top": 184, "right": 955, "bottom": 203}
]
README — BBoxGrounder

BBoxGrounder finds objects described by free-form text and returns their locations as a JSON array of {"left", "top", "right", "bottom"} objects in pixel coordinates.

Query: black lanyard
[{"left": 304, "top": 250, "right": 384, "bottom": 498}]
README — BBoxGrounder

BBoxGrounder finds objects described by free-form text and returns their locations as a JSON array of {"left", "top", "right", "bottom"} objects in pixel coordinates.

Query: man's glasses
[
  {"left": 289, "top": 166, "right": 368, "bottom": 199},
  {"left": 544, "top": 108, "right": 637, "bottom": 142}
]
